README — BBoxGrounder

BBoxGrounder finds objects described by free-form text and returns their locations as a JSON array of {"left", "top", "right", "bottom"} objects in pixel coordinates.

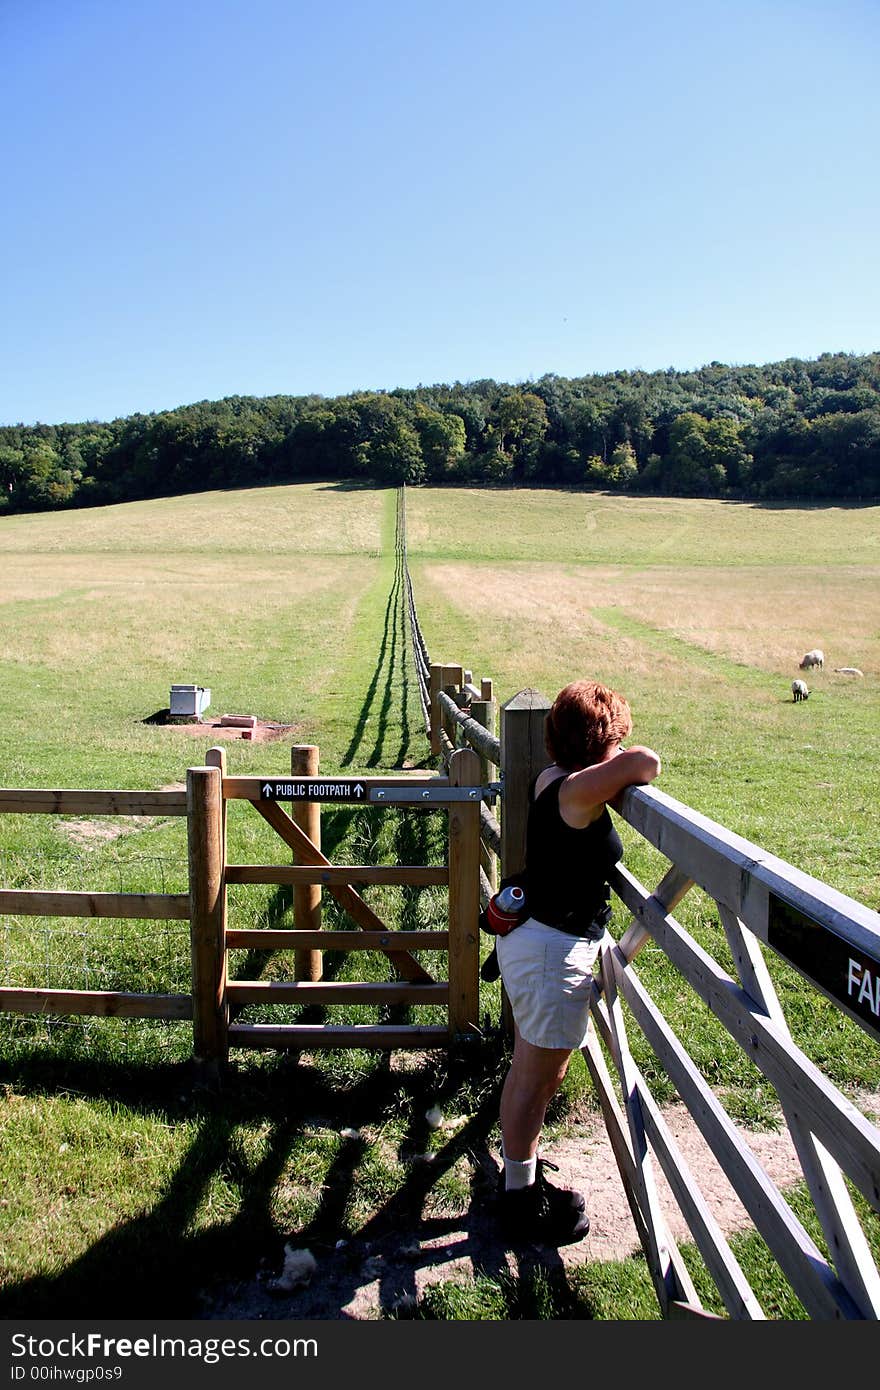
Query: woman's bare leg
[{"left": 499, "top": 1023, "right": 572, "bottom": 1163}]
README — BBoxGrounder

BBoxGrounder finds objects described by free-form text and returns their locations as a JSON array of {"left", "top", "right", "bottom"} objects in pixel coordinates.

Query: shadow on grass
[
  {"left": 340, "top": 551, "right": 402, "bottom": 770},
  {"left": 0, "top": 1042, "right": 576, "bottom": 1321},
  {"left": 341, "top": 511, "right": 430, "bottom": 774}
]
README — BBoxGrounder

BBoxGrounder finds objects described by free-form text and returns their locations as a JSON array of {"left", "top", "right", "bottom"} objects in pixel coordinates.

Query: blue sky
[{"left": 2, "top": 0, "right": 878, "bottom": 425}]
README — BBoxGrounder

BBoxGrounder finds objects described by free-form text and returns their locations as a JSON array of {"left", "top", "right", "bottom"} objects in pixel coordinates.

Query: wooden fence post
[
  {"left": 205, "top": 745, "right": 227, "bottom": 864},
  {"left": 429, "top": 664, "right": 443, "bottom": 757},
  {"left": 187, "top": 764, "right": 228, "bottom": 1085},
  {"left": 470, "top": 695, "right": 498, "bottom": 894},
  {"left": 447, "top": 746, "right": 481, "bottom": 1040},
  {"left": 499, "top": 689, "right": 552, "bottom": 1036},
  {"left": 292, "top": 744, "right": 322, "bottom": 982},
  {"left": 441, "top": 665, "right": 464, "bottom": 749},
  {"left": 429, "top": 662, "right": 463, "bottom": 758},
  {"left": 500, "top": 688, "right": 552, "bottom": 878}
]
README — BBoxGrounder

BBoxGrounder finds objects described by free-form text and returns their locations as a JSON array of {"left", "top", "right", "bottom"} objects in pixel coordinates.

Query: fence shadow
[{"left": 0, "top": 1046, "right": 569, "bottom": 1321}]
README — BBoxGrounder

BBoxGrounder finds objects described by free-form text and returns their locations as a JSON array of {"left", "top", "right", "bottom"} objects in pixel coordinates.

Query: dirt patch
[
  {"left": 62, "top": 818, "right": 157, "bottom": 847},
  {"left": 61, "top": 783, "right": 187, "bottom": 847},
  {"left": 197, "top": 1089, "right": 880, "bottom": 1321},
  {"left": 422, "top": 562, "right": 880, "bottom": 681},
  {"left": 143, "top": 711, "right": 304, "bottom": 743}
]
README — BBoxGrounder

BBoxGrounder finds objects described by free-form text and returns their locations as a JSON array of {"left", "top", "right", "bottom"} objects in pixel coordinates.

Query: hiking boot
[
  {"left": 497, "top": 1159, "right": 590, "bottom": 1246},
  {"left": 537, "top": 1158, "right": 586, "bottom": 1213}
]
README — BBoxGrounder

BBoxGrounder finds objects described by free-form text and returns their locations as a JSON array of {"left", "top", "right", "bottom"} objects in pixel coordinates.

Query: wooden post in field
[
  {"left": 188, "top": 764, "right": 228, "bottom": 1084},
  {"left": 447, "top": 746, "right": 481, "bottom": 1040},
  {"left": 429, "top": 662, "right": 463, "bottom": 758},
  {"left": 429, "top": 664, "right": 443, "bottom": 757},
  {"left": 441, "top": 664, "right": 464, "bottom": 749},
  {"left": 470, "top": 694, "right": 498, "bottom": 893},
  {"left": 205, "top": 745, "right": 227, "bottom": 866},
  {"left": 292, "top": 744, "right": 322, "bottom": 981},
  {"left": 499, "top": 689, "right": 552, "bottom": 1037}
]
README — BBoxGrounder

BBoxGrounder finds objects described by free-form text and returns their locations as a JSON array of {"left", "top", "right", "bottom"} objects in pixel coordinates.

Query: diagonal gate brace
[{"left": 250, "top": 800, "right": 434, "bottom": 984}]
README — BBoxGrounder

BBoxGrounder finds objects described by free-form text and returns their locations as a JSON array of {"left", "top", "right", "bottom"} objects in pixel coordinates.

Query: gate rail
[
  {"left": 0, "top": 752, "right": 484, "bottom": 1077},
  {"left": 215, "top": 755, "right": 482, "bottom": 1058}
]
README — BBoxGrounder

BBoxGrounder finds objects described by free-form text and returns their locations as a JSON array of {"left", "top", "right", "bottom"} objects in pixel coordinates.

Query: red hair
[{"left": 545, "top": 680, "right": 633, "bottom": 769}]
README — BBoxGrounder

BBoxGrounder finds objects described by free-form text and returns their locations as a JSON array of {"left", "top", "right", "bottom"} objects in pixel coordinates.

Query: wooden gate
[{"left": 189, "top": 745, "right": 483, "bottom": 1070}]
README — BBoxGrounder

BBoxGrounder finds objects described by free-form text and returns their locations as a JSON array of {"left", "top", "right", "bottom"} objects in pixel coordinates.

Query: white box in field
[{"left": 169, "top": 684, "right": 211, "bottom": 717}]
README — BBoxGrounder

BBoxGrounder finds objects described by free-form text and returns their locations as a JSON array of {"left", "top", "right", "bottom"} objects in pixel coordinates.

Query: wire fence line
[
  {"left": 398, "top": 485, "right": 501, "bottom": 909},
  {"left": 398, "top": 485, "right": 432, "bottom": 735}
]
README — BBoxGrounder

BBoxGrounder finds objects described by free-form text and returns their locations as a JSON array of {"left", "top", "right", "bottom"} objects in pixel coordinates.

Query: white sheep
[
  {"left": 799, "top": 649, "right": 824, "bottom": 670},
  {"left": 791, "top": 679, "right": 809, "bottom": 702},
  {"left": 833, "top": 667, "right": 864, "bottom": 677}
]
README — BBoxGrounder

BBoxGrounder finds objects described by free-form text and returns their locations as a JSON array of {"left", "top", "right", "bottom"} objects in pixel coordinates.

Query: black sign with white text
[
  {"left": 259, "top": 780, "right": 366, "bottom": 802},
  {"left": 767, "top": 894, "right": 880, "bottom": 1042}
]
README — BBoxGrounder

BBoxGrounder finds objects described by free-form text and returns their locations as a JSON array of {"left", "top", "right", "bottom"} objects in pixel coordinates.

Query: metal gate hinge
[{"left": 370, "top": 785, "right": 497, "bottom": 804}]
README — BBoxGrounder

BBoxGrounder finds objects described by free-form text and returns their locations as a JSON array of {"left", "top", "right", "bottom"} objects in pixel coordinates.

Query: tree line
[{"left": 2, "top": 350, "right": 879, "bottom": 514}]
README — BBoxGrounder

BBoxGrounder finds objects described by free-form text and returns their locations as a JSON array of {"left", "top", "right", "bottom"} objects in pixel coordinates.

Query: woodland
[{"left": 1, "top": 350, "right": 879, "bottom": 512}]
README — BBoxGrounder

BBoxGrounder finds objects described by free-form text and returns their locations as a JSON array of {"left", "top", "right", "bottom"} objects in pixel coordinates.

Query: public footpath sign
[
  {"left": 260, "top": 780, "right": 367, "bottom": 802},
  {"left": 222, "top": 776, "right": 478, "bottom": 804},
  {"left": 768, "top": 893, "right": 880, "bottom": 1042}
]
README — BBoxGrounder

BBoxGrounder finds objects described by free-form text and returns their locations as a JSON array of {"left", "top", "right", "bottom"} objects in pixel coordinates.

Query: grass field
[
  {"left": 406, "top": 488, "right": 880, "bottom": 903},
  {"left": 1, "top": 481, "right": 878, "bottom": 1320}
]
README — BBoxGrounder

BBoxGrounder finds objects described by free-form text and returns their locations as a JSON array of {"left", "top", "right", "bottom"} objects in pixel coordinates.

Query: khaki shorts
[{"left": 496, "top": 917, "right": 602, "bottom": 1050}]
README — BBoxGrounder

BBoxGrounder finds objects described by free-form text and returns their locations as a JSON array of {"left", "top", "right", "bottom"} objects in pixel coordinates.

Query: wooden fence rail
[
  {"left": 0, "top": 755, "right": 484, "bottom": 1074},
  {"left": 0, "top": 785, "right": 194, "bottom": 1033}
]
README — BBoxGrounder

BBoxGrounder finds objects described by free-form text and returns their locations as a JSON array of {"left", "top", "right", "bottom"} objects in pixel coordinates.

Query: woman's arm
[{"left": 558, "top": 745, "right": 661, "bottom": 828}]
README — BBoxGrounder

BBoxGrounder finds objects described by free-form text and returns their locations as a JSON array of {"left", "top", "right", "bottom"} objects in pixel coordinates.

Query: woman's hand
[
  {"left": 558, "top": 745, "right": 661, "bottom": 828},
  {"left": 617, "top": 745, "right": 662, "bottom": 784}
]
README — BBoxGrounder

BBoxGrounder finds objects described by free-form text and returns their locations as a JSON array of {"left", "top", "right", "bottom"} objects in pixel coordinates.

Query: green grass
[
  {"left": 404, "top": 487, "right": 880, "bottom": 567},
  {"left": 1, "top": 481, "right": 879, "bottom": 1320}
]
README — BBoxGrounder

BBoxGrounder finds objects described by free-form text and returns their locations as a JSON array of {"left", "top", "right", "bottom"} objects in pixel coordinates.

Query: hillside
[{"left": 2, "top": 351, "right": 879, "bottom": 514}]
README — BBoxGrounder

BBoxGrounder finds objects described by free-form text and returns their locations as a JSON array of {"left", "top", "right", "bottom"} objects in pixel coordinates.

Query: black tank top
[{"left": 524, "top": 774, "right": 623, "bottom": 938}]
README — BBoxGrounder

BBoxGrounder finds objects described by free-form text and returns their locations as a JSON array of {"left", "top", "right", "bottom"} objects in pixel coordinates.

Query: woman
[{"left": 495, "top": 679, "right": 661, "bottom": 1245}]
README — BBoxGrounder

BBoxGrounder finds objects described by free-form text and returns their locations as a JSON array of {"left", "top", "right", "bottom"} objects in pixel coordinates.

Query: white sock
[{"left": 503, "top": 1154, "right": 537, "bottom": 1191}]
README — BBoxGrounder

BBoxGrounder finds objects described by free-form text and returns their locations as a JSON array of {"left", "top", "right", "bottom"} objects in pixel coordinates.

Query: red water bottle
[{"left": 485, "top": 884, "right": 526, "bottom": 935}]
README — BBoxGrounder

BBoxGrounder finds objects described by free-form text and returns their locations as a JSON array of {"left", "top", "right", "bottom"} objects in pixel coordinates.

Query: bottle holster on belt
[
  {"left": 480, "top": 880, "right": 528, "bottom": 937},
  {"left": 483, "top": 896, "right": 522, "bottom": 936}
]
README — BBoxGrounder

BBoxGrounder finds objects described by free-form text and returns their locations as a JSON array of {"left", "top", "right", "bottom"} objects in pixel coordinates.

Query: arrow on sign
[
  {"left": 262, "top": 783, "right": 274, "bottom": 797},
  {"left": 353, "top": 783, "right": 365, "bottom": 799}
]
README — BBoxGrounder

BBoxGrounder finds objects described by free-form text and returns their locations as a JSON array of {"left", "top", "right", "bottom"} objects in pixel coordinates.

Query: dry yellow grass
[
  {"left": 421, "top": 561, "right": 880, "bottom": 682},
  {"left": 0, "top": 482, "right": 385, "bottom": 555},
  {"left": 0, "top": 554, "right": 365, "bottom": 672}
]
